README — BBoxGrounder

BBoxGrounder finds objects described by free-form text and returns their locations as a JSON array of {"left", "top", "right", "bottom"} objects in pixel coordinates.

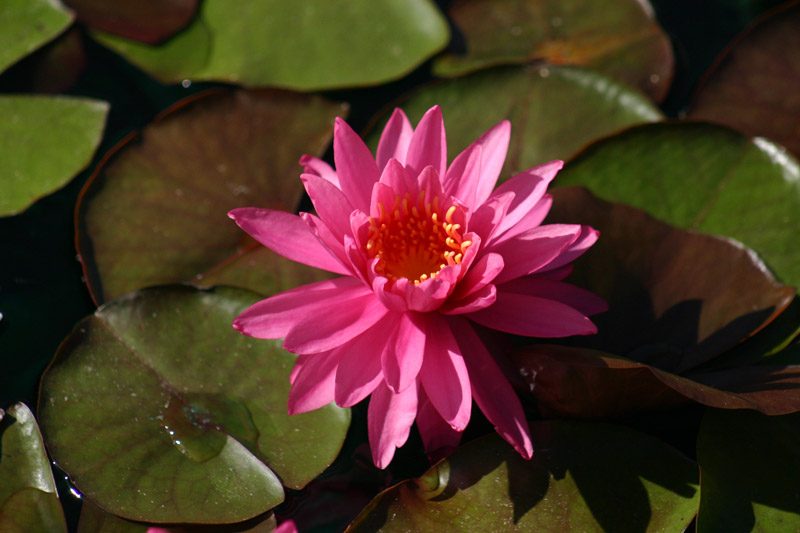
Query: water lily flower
[{"left": 230, "top": 106, "right": 605, "bottom": 468}]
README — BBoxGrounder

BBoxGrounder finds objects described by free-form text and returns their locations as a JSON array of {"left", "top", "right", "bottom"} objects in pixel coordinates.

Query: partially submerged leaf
[
  {"left": 64, "top": 0, "right": 198, "bottom": 44},
  {"left": 76, "top": 89, "right": 344, "bottom": 303},
  {"left": 348, "top": 421, "right": 699, "bottom": 532},
  {"left": 38, "top": 285, "right": 350, "bottom": 524},
  {"left": 435, "top": 0, "right": 674, "bottom": 102},
  {"left": 0, "top": 0, "right": 74, "bottom": 74}
]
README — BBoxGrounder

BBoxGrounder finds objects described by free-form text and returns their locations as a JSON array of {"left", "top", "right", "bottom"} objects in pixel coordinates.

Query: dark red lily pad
[
  {"left": 76, "top": 89, "right": 345, "bottom": 304},
  {"left": 64, "top": 0, "right": 198, "bottom": 44},
  {"left": 690, "top": 1, "right": 800, "bottom": 158},
  {"left": 434, "top": 0, "right": 674, "bottom": 102}
]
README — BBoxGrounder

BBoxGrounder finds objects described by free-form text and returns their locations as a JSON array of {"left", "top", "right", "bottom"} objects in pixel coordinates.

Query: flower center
[{"left": 366, "top": 192, "right": 471, "bottom": 284}]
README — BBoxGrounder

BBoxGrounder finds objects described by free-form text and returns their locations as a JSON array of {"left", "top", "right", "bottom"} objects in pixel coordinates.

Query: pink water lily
[{"left": 230, "top": 106, "right": 605, "bottom": 468}]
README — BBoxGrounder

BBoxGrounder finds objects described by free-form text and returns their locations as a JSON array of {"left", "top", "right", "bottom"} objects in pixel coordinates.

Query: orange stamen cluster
[{"left": 366, "top": 191, "right": 471, "bottom": 285}]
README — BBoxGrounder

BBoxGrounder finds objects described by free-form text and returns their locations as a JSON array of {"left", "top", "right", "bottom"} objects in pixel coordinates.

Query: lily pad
[
  {"left": 0, "top": 0, "right": 74, "bottom": 75},
  {"left": 38, "top": 285, "right": 350, "bottom": 524},
  {"left": 0, "top": 403, "right": 67, "bottom": 532},
  {"left": 64, "top": 0, "right": 198, "bottom": 44},
  {"left": 0, "top": 95, "right": 108, "bottom": 216},
  {"left": 366, "top": 65, "right": 661, "bottom": 182},
  {"left": 348, "top": 421, "right": 699, "bottom": 532},
  {"left": 76, "top": 89, "right": 344, "bottom": 304},
  {"left": 555, "top": 122, "right": 800, "bottom": 287},
  {"left": 434, "top": 0, "right": 674, "bottom": 102},
  {"left": 696, "top": 409, "right": 800, "bottom": 532},
  {"left": 690, "top": 1, "right": 800, "bottom": 157},
  {"left": 91, "top": 0, "right": 449, "bottom": 90}
]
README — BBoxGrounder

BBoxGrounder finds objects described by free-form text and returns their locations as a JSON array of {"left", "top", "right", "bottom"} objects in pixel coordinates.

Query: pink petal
[
  {"left": 499, "top": 277, "right": 608, "bottom": 316},
  {"left": 300, "top": 212, "right": 351, "bottom": 272},
  {"left": 473, "top": 120, "right": 511, "bottom": 206},
  {"left": 233, "top": 277, "right": 369, "bottom": 339},
  {"left": 406, "top": 264, "right": 459, "bottom": 312},
  {"left": 450, "top": 252, "right": 504, "bottom": 301},
  {"left": 405, "top": 106, "right": 446, "bottom": 179},
  {"left": 229, "top": 208, "right": 349, "bottom": 275},
  {"left": 417, "top": 389, "right": 462, "bottom": 463},
  {"left": 301, "top": 173, "right": 354, "bottom": 239},
  {"left": 468, "top": 191, "right": 513, "bottom": 242},
  {"left": 284, "top": 293, "right": 390, "bottom": 353},
  {"left": 300, "top": 154, "right": 339, "bottom": 188},
  {"left": 274, "top": 520, "right": 299, "bottom": 533},
  {"left": 536, "top": 225, "right": 599, "bottom": 274},
  {"left": 382, "top": 312, "right": 426, "bottom": 393},
  {"left": 488, "top": 161, "right": 562, "bottom": 239},
  {"left": 468, "top": 291, "right": 597, "bottom": 337},
  {"left": 489, "top": 224, "right": 582, "bottom": 284},
  {"left": 371, "top": 275, "right": 409, "bottom": 312},
  {"left": 377, "top": 108, "right": 413, "bottom": 169},
  {"left": 288, "top": 351, "right": 340, "bottom": 415},
  {"left": 333, "top": 117, "right": 380, "bottom": 211},
  {"left": 368, "top": 382, "right": 419, "bottom": 469},
  {"left": 416, "top": 164, "right": 446, "bottom": 208},
  {"left": 448, "top": 317, "right": 533, "bottom": 459},
  {"left": 440, "top": 284, "right": 497, "bottom": 315},
  {"left": 418, "top": 314, "right": 472, "bottom": 430},
  {"left": 534, "top": 264, "right": 573, "bottom": 281},
  {"left": 443, "top": 143, "right": 482, "bottom": 207},
  {"left": 376, "top": 158, "right": 413, "bottom": 200},
  {"left": 334, "top": 315, "right": 396, "bottom": 407}
]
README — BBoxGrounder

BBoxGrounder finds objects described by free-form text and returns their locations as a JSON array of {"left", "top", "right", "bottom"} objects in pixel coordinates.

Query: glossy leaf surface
[
  {"left": 64, "top": 0, "right": 198, "bottom": 44},
  {"left": 348, "top": 422, "right": 699, "bottom": 532},
  {"left": 435, "top": 0, "right": 674, "bottom": 102},
  {"left": 39, "top": 285, "right": 350, "bottom": 524},
  {"left": 0, "top": 95, "right": 108, "bottom": 216},
  {"left": 0, "top": 0, "right": 74, "bottom": 74},
  {"left": 92, "top": 0, "right": 449, "bottom": 89},
  {"left": 555, "top": 122, "right": 800, "bottom": 287},
  {"left": 77, "top": 89, "right": 343, "bottom": 303}
]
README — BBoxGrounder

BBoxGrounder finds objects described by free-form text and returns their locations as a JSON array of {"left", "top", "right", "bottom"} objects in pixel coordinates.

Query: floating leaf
[
  {"left": 696, "top": 409, "right": 800, "bottom": 532},
  {"left": 434, "top": 0, "right": 674, "bottom": 102},
  {"left": 555, "top": 122, "right": 800, "bottom": 287},
  {"left": 348, "top": 421, "right": 699, "bottom": 532},
  {"left": 91, "top": 0, "right": 449, "bottom": 90},
  {"left": 0, "top": 95, "right": 108, "bottom": 216},
  {"left": 64, "top": 0, "right": 198, "bottom": 44},
  {"left": 76, "top": 89, "right": 344, "bottom": 303},
  {"left": 366, "top": 65, "right": 661, "bottom": 182},
  {"left": 690, "top": 1, "right": 800, "bottom": 157},
  {"left": 0, "top": 403, "right": 67, "bottom": 532},
  {"left": 0, "top": 0, "right": 74, "bottom": 74},
  {"left": 38, "top": 285, "right": 350, "bottom": 524}
]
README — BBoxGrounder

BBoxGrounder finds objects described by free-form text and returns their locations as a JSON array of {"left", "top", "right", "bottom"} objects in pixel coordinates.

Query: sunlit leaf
[
  {"left": 555, "top": 122, "right": 800, "bottom": 287},
  {"left": 76, "top": 89, "right": 344, "bottom": 303},
  {"left": 91, "top": 0, "right": 449, "bottom": 90},
  {"left": 696, "top": 409, "right": 800, "bottom": 532},
  {"left": 348, "top": 422, "right": 699, "bottom": 532},
  {"left": 64, "top": 0, "right": 198, "bottom": 44},
  {"left": 0, "top": 0, "right": 74, "bottom": 75},
  {"left": 434, "top": 0, "right": 674, "bottom": 102},
  {"left": 0, "top": 403, "right": 67, "bottom": 532},
  {"left": 0, "top": 95, "right": 108, "bottom": 216},
  {"left": 39, "top": 285, "right": 350, "bottom": 524}
]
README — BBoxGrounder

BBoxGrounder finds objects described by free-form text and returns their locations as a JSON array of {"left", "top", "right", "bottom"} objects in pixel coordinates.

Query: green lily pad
[
  {"left": 690, "top": 2, "right": 800, "bottom": 157},
  {"left": 76, "top": 89, "right": 344, "bottom": 304},
  {"left": 38, "top": 285, "right": 350, "bottom": 524},
  {"left": 0, "top": 403, "right": 67, "bottom": 532},
  {"left": 555, "top": 122, "right": 800, "bottom": 287},
  {"left": 0, "top": 0, "right": 74, "bottom": 75},
  {"left": 434, "top": 0, "right": 674, "bottom": 102},
  {"left": 366, "top": 65, "right": 661, "bottom": 182},
  {"left": 0, "top": 95, "right": 108, "bottom": 217},
  {"left": 91, "top": 0, "right": 449, "bottom": 90},
  {"left": 348, "top": 421, "right": 699, "bottom": 532},
  {"left": 696, "top": 409, "right": 800, "bottom": 532},
  {"left": 64, "top": 0, "right": 198, "bottom": 44}
]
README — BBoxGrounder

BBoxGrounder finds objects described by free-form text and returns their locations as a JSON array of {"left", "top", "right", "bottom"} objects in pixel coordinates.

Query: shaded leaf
[
  {"left": 64, "top": 0, "right": 198, "bottom": 45},
  {"left": 30, "top": 27, "right": 88, "bottom": 94},
  {"left": 76, "top": 89, "right": 344, "bottom": 304},
  {"left": 0, "top": 403, "right": 67, "bottom": 532},
  {"left": 555, "top": 122, "right": 800, "bottom": 287},
  {"left": 435, "top": 0, "right": 674, "bottom": 102},
  {"left": 545, "top": 187, "right": 794, "bottom": 371},
  {"left": 38, "top": 285, "right": 350, "bottom": 524},
  {"left": 0, "top": 95, "right": 108, "bottom": 216},
  {"left": 91, "top": 0, "right": 449, "bottom": 90},
  {"left": 366, "top": 65, "right": 661, "bottom": 183},
  {"left": 690, "top": 0, "right": 800, "bottom": 157},
  {"left": 348, "top": 421, "right": 699, "bottom": 532},
  {"left": 0, "top": 0, "right": 74, "bottom": 75},
  {"left": 696, "top": 409, "right": 800, "bottom": 532}
]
